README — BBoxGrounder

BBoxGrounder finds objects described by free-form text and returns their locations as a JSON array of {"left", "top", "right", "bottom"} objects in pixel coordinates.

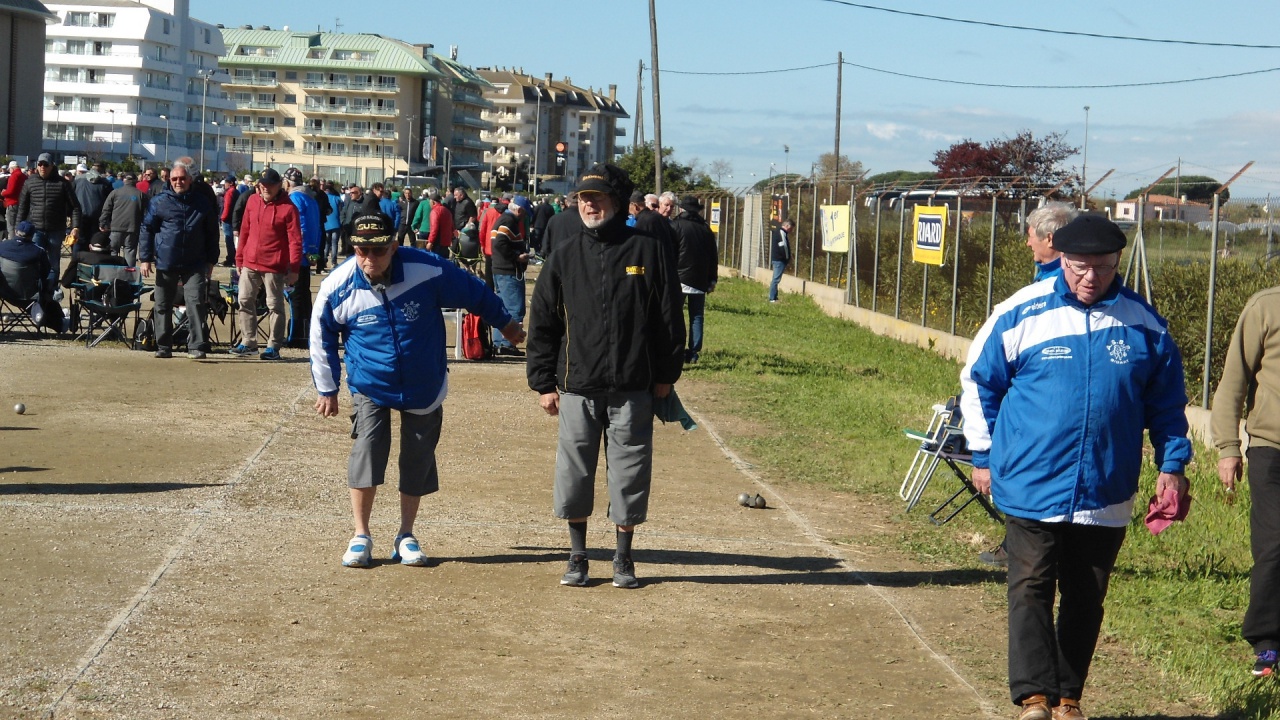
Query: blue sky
[{"left": 201, "top": 0, "right": 1280, "bottom": 200}]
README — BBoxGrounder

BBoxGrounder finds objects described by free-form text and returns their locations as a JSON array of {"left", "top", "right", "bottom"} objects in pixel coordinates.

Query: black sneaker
[
  {"left": 1254, "top": 650, "right": 1278, "bottom": 677},
  {"left": 496, "top": 345, "right": 525, "bottom": 357},
  {"left": 979, "top": 541, "right": 1008, "bottom": 568},
  {"left": 154, "top": 348, "right": 172, "bottom": 359},
  {"left": 560, "top": 554, "right": 588, "bottom": 587},
  {"left": 612, "top": 556, "right": 639, "bottom": 589}
]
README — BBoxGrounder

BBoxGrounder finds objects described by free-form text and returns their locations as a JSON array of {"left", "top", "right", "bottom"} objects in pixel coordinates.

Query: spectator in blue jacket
[
  {"left": 311, "top": 213, "right": 524, "bottom": 569},
  {"left": 138, "top": 159, "right": 219, "bottom": 359},
  {"left": 372, "top": 183, "right": 400, "bottom": 229},
  {"left": 321, "top": 180, "right": 343, "bottom": 272},
  {"left": 285, "top": 168, "right": 321, "bottom": 347},
  {"left": 959, "top": 214, "right": 1191, "bottom": 720}
]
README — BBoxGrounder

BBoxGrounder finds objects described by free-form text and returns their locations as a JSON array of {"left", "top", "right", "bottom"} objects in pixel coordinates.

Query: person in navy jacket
[
  {"left": 959, "top": 214, "right": 1191, "bottom": 720},
  {"left": 311, "top": 213, "right": 523, "bottom": 569}
]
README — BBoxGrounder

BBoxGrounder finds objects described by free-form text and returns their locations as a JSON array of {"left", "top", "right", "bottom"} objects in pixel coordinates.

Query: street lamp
[
  {"left": 442, "top": 146, "right": 451, "bottom": 189},
  {"left": 1081, "top": 105, "right": 1090, "bottom": 210},
  {"left": 198, "top": 69, "right": 214, "bottom": 172},
  {"left": 211, "top": 121, "right": 221, "bottom": 173},
  {"left": 402, "top": 114, "right": 416, "bottom": 179},
  {"left": 532, "top": 83, "right": 542, "bottom": 196},
  {"left": 108, "top": 108, "right": 115, "bottom": 161},
  {"left": 159, "top": 113, "right": 169, "bottom": 164},
  {"left": 783, "top": 144, "right": 790, "bottom": 196}
]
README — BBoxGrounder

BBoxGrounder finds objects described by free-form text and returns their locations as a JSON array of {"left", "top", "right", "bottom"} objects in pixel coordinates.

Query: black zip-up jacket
[
  {"left": 527, "top": 212, "right": 685, "bottom": 395},
  {"left": 18, "top": 171, "right": 81, "bottom": 232},
  {"left": 490, "top": 211, "right": 525, "bottom": 276},
  {"left": 671, "top": 210, "right": 719, "bottom": 292}
]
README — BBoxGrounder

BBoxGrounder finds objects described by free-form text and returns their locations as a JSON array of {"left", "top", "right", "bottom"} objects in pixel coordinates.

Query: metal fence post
[
  {"left": 987, "top": 194, "right": 998, "bottom": 318},
  {"left": 848, "top": 198, "right": 858, "bottom": 306},
  {"left": 872, "top": 200, "right": 881, "bottom": 313},
  {"left": 950, "top": 196, "right": 961, "bottom": 335},
  {"left": 895, "top": 200, "right": 906, "bottom": 320},
  {"left": 1202, "top": 192, "right": 1222, "bottom": 407}
]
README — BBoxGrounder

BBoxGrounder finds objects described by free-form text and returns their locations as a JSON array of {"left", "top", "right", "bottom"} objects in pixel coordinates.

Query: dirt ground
[{"left": 0, "top": 300, "right": 1211, "bottom": 719}]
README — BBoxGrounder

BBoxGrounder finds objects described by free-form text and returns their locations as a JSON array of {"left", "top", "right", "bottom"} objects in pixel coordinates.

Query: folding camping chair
[
  {"left": 899, "top": 395, "right": 1002, "bottom": 526},
  {"left": 0, "top": 257, "right": 49, "bottom": 337},
  {"left": 223, "top": 280, "right": 272, "bottom": 349},
  {"left": 74, "top": 265, "right": 151, "bottom": 348}
]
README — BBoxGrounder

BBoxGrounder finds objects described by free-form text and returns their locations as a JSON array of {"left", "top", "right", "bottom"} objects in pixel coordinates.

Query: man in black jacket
[
  {"left": 18, "top": 153, "right": 82, "bottom": 284},
  {"left": 98, "top": 175, "right": 147, "bottom": 267},
  {"left": 451, "top": 187, "right": 477, "bottom": 236},
  {"left": 526, "top": 163, "right": 684, "bottom": 590},
  {"left": 768, "top": 219, "right": 793, "bottom": 303},
  {"left": 670, "top": 195, "right": 718, "bottom": 363},
  {"left": 73, "top": 162, "right": 113, "bottom": 251},
  {"left": 489, "top": 195, "right": 531, "bottom": 356}
]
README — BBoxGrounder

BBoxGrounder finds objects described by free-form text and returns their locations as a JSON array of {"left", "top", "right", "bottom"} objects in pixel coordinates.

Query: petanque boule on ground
[
  {"left": 737, "top": 492, "right": 752, "bottom": 507},
  {"left": 13, "top": 403, "right": 25, "bottom": 415}
]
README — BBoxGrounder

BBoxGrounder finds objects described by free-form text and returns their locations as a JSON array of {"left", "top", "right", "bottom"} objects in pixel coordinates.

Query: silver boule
[
  {"left": 13, "top": 403, "right": 25, "bottom": 415},
  {"left": 751, "top": 494, "right": 767, "bottom": 509},
  {"left": 737, "top": 492, "right": 752, "bottom": 507}
]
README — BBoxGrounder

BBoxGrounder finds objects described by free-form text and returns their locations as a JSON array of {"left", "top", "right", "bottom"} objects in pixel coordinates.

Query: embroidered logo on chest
[
  {"left": 402, "top": 301, "right": 420, "bottom": 322},
  {"left": 1107, "top": 339, "right": 1131, "bottom": 365}
]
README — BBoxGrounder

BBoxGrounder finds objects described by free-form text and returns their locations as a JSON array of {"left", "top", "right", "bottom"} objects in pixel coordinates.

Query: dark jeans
[
  {"left": 768, "top": 260, "right": 786, "bottom": 301},
  {"left": 221, "top": 221, "right": 235, "bottom": 266},
  {"left": 153, "top": 267, "right": 208, "bottom": 352},
  {"left": 1245, "top": 446, "right": 1280, "bottom": 652},
  {"left": 491, "top": 273, "right": 523, "bottom": 349},
  {"left": 1006, "top": 516, "right": 1126, "bottom": 706},
  {"left": 30, "top": 228, "right": 65, "bottom": 283},
  {"left": 685, "top": 292, "right": 705, "bottom": 361},
  {"left": 323, "top": 228, "right": 341, "bottom": 267}
]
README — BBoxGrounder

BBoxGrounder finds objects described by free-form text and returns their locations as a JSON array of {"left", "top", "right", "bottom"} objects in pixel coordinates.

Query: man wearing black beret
[{"left": 958, "top": 213, "right": 1192, "bottom": 720}]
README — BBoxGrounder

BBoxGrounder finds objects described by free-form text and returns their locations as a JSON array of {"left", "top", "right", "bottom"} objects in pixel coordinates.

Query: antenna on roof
[{"left": 334, "top": 17, "right": 343, "bottom": 33}]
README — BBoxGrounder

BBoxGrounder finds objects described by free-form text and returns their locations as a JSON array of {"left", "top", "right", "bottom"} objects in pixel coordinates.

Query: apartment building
[
  {"left": 475, "top": 68, "right": 628, "bottom": 194},
  {"left": 420, "top": 46, "right": 494, "bottom": 181},
  {"left": 219, "top": 27, "right": 452, "bottom": 188},
  {"left": 42, "top": 0, "right": 240, "bottom": 169},
  {"left": 1, "top": 0, "right": 57, "bottom": 158}
]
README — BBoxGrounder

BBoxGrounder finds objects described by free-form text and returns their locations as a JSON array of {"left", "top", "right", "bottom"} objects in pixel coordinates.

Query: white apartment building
[
  {"left": 42, "top": 0, "right": 242, "bottom": 169},
  {"left": 475, "top": 68, "right": 628, "bottom": 194}
]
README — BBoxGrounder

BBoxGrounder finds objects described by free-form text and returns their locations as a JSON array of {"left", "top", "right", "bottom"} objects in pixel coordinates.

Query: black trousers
[
  {"left": 1006, "top": 515, "right": 1126, "bottom": 706},
  {"left": 1245, "top": 446, "right": 1280, "bottom": 652}
]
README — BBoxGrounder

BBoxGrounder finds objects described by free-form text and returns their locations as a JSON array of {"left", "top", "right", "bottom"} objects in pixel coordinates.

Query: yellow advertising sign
[
  {"left": 818, "top": 205, "right": 850, "bottom": 253},
  {"left": 710, "top": 201, "right": 721, "bottom": 233},
  {"left": 912, "top": 205, "right": 948, "bottom": 266}
]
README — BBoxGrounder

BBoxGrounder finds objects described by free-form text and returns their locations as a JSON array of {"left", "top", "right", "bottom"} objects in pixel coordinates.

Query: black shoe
[
  {"left": 496, "top": 345, "right": 525, "bottom": 357},
  {"left": 560, "top": 554, "right": 589, "bottom": 587},
  {"left": 612, "top": 556, "right": 639, "bottom": 589},
  {"left": 978, "top": 541, "right": 1008, "bottom": 568},
  {"left": 188, "top": 349, "right": 206, "bottom": 360},
  {"left": 154, "top": 348, "right": 172, "bottom": 359}
]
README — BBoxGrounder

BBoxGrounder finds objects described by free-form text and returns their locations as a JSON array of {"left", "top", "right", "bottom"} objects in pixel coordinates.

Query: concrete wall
[
  {"left": 0, "top": 10, "right": 48, "bottom": 157},
  {"left": 724, "top": 264, "right": 1217, "bottom": 445}
]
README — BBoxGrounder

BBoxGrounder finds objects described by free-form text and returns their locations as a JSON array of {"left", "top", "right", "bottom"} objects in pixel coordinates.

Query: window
[
  {"left": 307, "top": 48, "right": 326, "bottom": 60},
  {"left": 255, "top": 117, "right": 276, "bottom": 128},
  {"left": 304, "top": 142, "right": 320, "bottom": 153},
  {"left": 203, "top": 28, "right": 212, "bottom": 44},
  {"left": 81, "top": 98, "right": 100, "bottom": 112},
  {"left": 92, "top": 41, "right": 111, "bottom": 56},
  {"left": 377, "top": 75, "right": 397, "bottom": 89},
  {"left": 234, "top": 69, "right": 254, "bottom": 82},
  {"left": 304, "top": 72, "right": 324, "bottom": 86},
  {"left": 282, "top": 117, "right": 296, "bottom": 127},
  {"left": 256, "top": 93, "right": 276, "bottom": 104},
  {"left": 283, "top": 140, "right": 295, "bottom": 150},
  {"left": 258, "top": 70, "right": 277, "bottom": 83},
  {"left": 283, "top": 94, "right": 296, "bottom": 104},
  {"left": 234, "top": 92, "right": 252, "bottom": 103},
  {"left": 333, "top": 50, "right": 374, "bottom": 62},
  {"left": 352, "top": 144, "right": 371, "bottom": 156},
  {"left": 327, "top": 73, "right": 348, "bottom": 87},
  {"left": 327, "top": 96, "right": 347, "bottom": 109},
  {"left": 327, "top": 143, "right": 346, "bottom": 154},
  {"left": 350, "top": 98, "right": 371, "bottom": 112},
  {"left": 352, "top": 74, "right": 372, "bottom": 89},
  {"left": 285, "top": 71, "right": 297, "bottom": 80},
  {"left": 162, "top": 18, "right": 171, "bottom": 34},
  {"left": 65, "top": 12, "right": 90, "bottom": 26},
  {"left": 153, "top": 46, "right": 165, "bottom": 62},
  {"left": 234, "top": 115, "right": 250, "bottom": 127},
  {"left": 330, "top": 121, "right": 348, "bottom": 133},
  {"left": 352, "top": 121, "right": 371, "bottom": 134},
  {"left": 305, "top": 119, "right": 322, "bottom": 132},
  {"left": 66, "top": 40, "right": 85, "bottom": 55},
  {"left": 156, "top": 101, "right": 170, "bottom": 116}
]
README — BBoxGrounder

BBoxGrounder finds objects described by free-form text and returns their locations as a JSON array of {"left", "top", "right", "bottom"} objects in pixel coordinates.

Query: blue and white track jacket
[
  {"left": 310, "top": 248, "right": 512, "bottom": 410},
  {"left": 960, "top": 275, "right": 1192, "bottom": 524}
]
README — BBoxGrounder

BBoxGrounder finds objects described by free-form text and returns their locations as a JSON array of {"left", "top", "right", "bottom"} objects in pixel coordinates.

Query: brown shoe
[
  {"left": 1053, "top": 699, "right": 1086, "bottom": 720},
  {"left": 1017, "top": 694, "right": 1052, "bottom": 720}
]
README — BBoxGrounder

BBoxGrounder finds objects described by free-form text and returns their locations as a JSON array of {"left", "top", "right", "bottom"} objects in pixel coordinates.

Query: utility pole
[
  {"left": 633, "top": 60, "right": 645, "bottom": 151},
  {"left": 648, "top": 0, "right": 663, "bottom": 194},
  {"left": 833, "top": 51, "right": 842, "bottom": 204}
]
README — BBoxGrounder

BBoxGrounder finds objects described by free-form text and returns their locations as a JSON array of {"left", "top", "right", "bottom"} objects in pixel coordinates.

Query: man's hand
[
  {"left": 972, "top": 467, "right": 992, "bottom": 495},
  {"left": 654, "top": 383, "right": 672, "bottom": 399},
  {"left": 500, "top": 320, "right": 526, "bottom": 346},
  {"left": 1157, "top": 472, "right": 1189, "bottom": 503},
  {"left": 539, "top": 391, "right": 559, "bottom": 416},
  {"left": 285, "top": 272, "right": 299, "bottom": 285},
  {"left": 315, "top": 395, "right": 338, "bottom": 418},
  {"left": 1218, "top": 457, "right": 1242, "bottom": 493},
  {"left": 139, "top": 261, "right": 153, "bottom": 278}
]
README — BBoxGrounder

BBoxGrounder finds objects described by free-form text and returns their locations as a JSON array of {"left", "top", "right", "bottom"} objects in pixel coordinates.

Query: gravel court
[{"left": 0, "top": 338, "right": 996, "bottom": 719}]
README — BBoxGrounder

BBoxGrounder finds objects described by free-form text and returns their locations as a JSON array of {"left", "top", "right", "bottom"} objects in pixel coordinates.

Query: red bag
[{"left": 462, "top": 312, "right": 493, "bottom": 360}]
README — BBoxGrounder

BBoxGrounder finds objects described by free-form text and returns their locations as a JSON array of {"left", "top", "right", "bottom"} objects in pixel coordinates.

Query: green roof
[
  {"left": 429, "top": 54, "right": 492, "bottom": 89},
  {"left": 219, "top": 28, "right": 443, "bottom": 77}
]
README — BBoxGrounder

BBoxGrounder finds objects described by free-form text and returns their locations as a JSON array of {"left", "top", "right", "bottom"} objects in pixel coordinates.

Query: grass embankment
[{"left": 687, "top": 276, "right": 1278, "bottom": 719}]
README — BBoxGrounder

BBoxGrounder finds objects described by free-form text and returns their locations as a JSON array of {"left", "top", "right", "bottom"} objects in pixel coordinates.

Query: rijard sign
[
  {"left": 818, "top": 205, "right": 850, "bottom": 253},
  {"left": 911, "top": 205, "right": 948, "bottom": 266}
]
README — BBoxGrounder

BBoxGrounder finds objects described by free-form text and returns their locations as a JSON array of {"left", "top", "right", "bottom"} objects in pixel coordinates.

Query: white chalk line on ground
[
  {"left": 43, "top": 384, "right": 313, "bottom": 720},
  {"left": 687, "top": 406, "right": 1002, "bottom": 720}
]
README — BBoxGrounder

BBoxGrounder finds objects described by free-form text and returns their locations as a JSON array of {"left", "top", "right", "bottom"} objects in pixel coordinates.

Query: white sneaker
[
  {"left": 392, "top": 533, "right": 428, "bottom": 566},
  {"left": 342, "top": 534, "right": 372, "bottom": 568}
]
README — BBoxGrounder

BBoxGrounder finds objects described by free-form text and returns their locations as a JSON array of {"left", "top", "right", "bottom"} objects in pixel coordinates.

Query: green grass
[{"left": 688, "top": 276, "right": 1280, "bottom": 718}]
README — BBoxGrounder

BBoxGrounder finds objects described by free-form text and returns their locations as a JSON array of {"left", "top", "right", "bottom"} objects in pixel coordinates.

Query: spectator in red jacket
[
  {"left": 232, "top": 168, "right": 301, "bottom": 360},
  {"left": 423, "top": 187, "right": 453, "bottom": 259},
  {"left": 2, "top": 161, "right": 27, "bottom": 240}
]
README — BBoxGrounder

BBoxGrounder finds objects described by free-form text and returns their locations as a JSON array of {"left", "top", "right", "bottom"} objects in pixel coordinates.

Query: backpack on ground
[{"left": 462, "top": 312, "right": 493, "bottom": 360}]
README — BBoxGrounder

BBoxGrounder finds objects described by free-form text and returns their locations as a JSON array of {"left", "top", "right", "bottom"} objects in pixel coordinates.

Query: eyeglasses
[
  {"left": 648, "top": 204, "right": 658, "bottom": 210},
  {"left": 354, "top": 246, "right": 392, "bottom": 257},
  {"left": 171, "top": 175, "right": 191, "bottom": 183},
  {"left": 37, "top": 162, "right": 49, "bottom": 167},
  {"left": 1063, "top": 258, "right": 1119, "bottom": 276}
]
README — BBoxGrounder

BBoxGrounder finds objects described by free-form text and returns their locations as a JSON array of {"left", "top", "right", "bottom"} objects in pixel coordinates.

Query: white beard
[{"left": 582, "top": 207, "right": 616, "bottom": 230}]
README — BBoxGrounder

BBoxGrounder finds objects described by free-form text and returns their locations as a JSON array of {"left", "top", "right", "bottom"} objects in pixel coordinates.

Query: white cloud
[{"left": 866, "top": 122, "right": 902, "bottom": 140}]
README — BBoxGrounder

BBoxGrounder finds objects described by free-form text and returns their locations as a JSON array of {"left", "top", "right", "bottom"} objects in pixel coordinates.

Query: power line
[
  {"left": 840, "top": 60, "right": 1280, "bottom": 89},
  {"left": 663, "top": 62, "right": 837, "bottom": 76},
  {"left": 813, "top": 0, "right": 1280, "bottom": 50}
]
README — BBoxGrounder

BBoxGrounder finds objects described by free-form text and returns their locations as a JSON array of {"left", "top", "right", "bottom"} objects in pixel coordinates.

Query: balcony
[
  {"left": 452, "top": 114, "right": 492, "bottom": 130},
  {"left": 481, "top": 131, "right": 522, "bottom": 144},
  {"left": 226, "top": 76, "right": 279, "bottom": 87},
  {"left": 485, "top": 112, "right": 525, "bottom": 125},
  {"left": 242, "top": 126, "right": 277, "bottom": 134},
  {"left": 302, "top": 103, "right": 355, "bottom": 115},
  {"left": 370, "top": 107, "right": 397, "bottom": 116},
  {"left": 453, "top": 136, "right": 491, "bottom": 151},
  {"left": 234, "top": 100, "right": 277, "bottom": 110},
  {"left": 452, "top": 89, "right": 493, "bottom": 108},
  {"left": 370, "top": 129, "right": 396, "bottom": 139},
  {"left": 371, "top": 82, "right": 398, "bottom": 93},
  {"left": 227, "top": 141, "right": 253, "bottom": 153}
]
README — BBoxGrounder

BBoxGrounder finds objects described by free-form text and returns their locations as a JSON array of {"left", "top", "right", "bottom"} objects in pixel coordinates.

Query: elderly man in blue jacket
[
  {"left": 311, "top": 213, "right": 524, "bottom": 569},
  {"left": 960, "top": 214, "right": 1192, "bottom": 720}
]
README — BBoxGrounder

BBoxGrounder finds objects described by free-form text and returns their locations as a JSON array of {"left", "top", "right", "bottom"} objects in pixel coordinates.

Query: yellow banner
[
  {"left": 818, "top": 205, "right": 850, "bottom": 253},
  {"left": 912, "top": 205, "right": 948, "bottom": 266},
  {"left": 710, "top": 201, "right": 721, "bottom": 233}
]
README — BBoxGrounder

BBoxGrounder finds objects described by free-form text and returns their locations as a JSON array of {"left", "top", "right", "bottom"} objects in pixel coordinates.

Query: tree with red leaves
[{"left": 931, "top": 130, "right": 1079, "bottom": 199}]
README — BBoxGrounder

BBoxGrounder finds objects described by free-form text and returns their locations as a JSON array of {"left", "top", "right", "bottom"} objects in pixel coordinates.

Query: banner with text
[
  {"left": 912, "top": 205, "right": 948, "bottom": 265},
  {"left": 818, "top": 205, "right": 850, "bottom": 253},
  {"left": 710, "top": 200, "right": 721, "bottom": 233}
]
